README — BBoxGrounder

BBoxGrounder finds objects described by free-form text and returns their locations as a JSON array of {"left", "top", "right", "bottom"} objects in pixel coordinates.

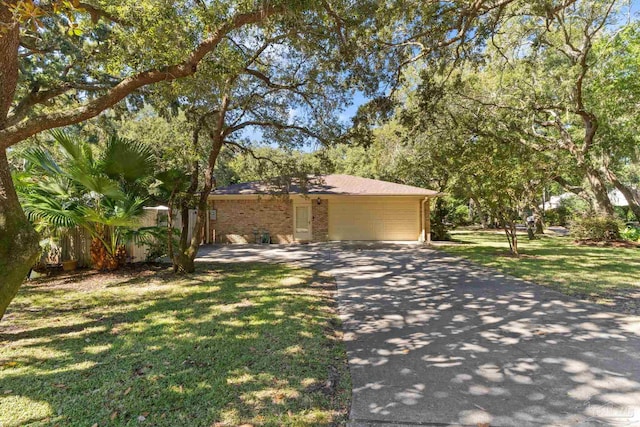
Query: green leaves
[
  {"left": 50, "top": 129, "right": 85, "bottom": 164},
  {"left": 101, "top": 135, "right": 155, "bottom": 183},
  {"left": 22, "top": 147, "right": 63, "bottom": 176},
  {"left": 14, "top": 130, "right": 155, "bottom": 257},
  {"left": 22, "top": 191, "right": 78, "bottom": 229}
]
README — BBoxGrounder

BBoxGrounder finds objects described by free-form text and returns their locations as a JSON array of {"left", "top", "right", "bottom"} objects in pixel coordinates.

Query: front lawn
[
  {"left": 0, "top": 263, "right": 350, "bottom": 427},
  {"left": 438, "top": 230, "right": 640, "bottom": 309}
]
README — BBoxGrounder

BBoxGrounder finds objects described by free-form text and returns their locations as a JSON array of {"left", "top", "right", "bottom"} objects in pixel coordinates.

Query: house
[
  {"left": 541, "top": 190, "right": 630, "bottom": 210},
  {"left": 208, "top": 174, "right": 440, "bottom": 244},
  {"left": 541, "top": 192, "right": 579, "bottom": 210},
  {"left": 609, "top": 189, "right": 629, "bottom": 207}
]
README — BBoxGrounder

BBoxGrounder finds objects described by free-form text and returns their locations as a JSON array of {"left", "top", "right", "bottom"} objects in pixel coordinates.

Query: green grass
[
  {"left": 0, "top": 263, "right": 350, "bottom": 427},
  {"left": 439, "top": 230, "right": 640, "bottom": 300}
]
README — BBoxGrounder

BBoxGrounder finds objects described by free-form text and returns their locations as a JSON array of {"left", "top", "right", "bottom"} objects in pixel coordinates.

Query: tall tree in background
[
  {"left": 382, "top": 0, "right": 640, "bottom": 223},
  {"left": 588, "top": 21, "right": 640, "bottom": 219},
  {"left": 359, "top": 68, "right": 554, "bottom": 252},
  {"left": 450, "top": 0, "right": 636, "bottom": 216}
]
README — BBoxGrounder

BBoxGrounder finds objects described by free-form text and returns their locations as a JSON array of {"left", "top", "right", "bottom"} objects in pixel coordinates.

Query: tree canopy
[{"left": 1, "top": 0, "right": 627, "bottom": 318}]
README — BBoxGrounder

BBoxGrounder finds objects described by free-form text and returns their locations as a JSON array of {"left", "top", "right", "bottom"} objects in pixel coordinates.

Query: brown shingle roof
[{"left": 211, "top": 174, "right": 439, "bottom": 196}]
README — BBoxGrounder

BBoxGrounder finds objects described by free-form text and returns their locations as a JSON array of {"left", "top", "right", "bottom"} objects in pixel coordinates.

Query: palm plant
[{"left": 15, "top": 130, "right": 156, "bottom": 270}]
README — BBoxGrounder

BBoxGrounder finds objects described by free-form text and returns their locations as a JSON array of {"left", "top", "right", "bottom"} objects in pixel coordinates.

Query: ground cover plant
[{"left": 0, "top": 263, "right": 350, "bottom": 426}]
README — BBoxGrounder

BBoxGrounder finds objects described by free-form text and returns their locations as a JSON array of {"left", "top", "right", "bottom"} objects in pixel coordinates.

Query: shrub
[
  {"left": 145, "top": 239, "right": 169, "bottom": 262},
  {"left": 142, "top": 228, "right": 176, "bottom": 262},
  {"left": 450, "top": 205, "right": 471, "bottom": 226},
  {"left": 614, "top": 206, "right": 634, "bottom": 222},
  {"left": 545, "top": 196, "right": 591, "bottom": 226},
  {"left": 621, "top": 225, "right": 640, "bottom": 242},
  {"left": 570, "top": 216, "right": 621, "bottom": 241},
  {"left": 544, "top": 206, "right": 571, "bottom": 227}
]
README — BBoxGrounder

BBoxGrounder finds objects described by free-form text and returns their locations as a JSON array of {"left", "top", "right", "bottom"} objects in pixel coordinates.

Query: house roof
[{"left": 211, "top": 174, "right": 440, "bottom": 197}]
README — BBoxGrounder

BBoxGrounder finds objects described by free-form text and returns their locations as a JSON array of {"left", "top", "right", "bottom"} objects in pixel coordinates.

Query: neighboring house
[
  {"left": 208, "top": 174, "right": 440, "bottom": 243},
  {"left": 541, "top": 193, "right": 580, "bottom": 210},
  {"left": 609, "top": 189, "right": 629, "bottom": 207},
  {"left": 541, "top": 190, "right": 630, "bottom": 210}
]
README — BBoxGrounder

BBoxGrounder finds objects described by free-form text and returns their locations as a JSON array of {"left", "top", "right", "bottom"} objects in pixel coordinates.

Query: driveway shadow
[{"left": 197, "top": 244, "right": 640, "bottom": 426}]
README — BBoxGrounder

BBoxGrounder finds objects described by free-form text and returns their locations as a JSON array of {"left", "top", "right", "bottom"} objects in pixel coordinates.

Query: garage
[{"left": 328, "top": 197, "right": 420, "bottom": 241}]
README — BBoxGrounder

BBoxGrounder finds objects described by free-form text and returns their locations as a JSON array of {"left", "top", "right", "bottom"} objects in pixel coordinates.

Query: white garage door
[{"left": 328, "top": 198, "right": 420, "bottom": 241}]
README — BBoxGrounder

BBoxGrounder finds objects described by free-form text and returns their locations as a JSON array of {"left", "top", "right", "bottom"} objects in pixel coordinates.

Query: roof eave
[{"left": 209, "top": 192, "right": 441, "bottom": 198}]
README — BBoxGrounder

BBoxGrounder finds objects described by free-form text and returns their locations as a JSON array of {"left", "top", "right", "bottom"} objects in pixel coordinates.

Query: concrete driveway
[{"left": 196, "top": 243, "right": 640, "bottom": 427}]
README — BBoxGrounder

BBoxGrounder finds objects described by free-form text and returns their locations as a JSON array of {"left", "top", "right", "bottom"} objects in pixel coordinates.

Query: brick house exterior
[
  {"left": 208, "top": 175, "right": 439, "bottom": 243},
  {"left": 312, "top": 198, "right": 329, "bottom": 241},
  {"left": 209, "top": 198, "right": 329, "bottom": 243}
]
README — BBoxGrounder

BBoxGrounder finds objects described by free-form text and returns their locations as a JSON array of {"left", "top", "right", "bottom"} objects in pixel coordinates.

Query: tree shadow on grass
[
  {"left": 0, "top": 263, "right": 350, "bottom": 427},
  {"left": 441, "top": 232, "right": 640, "bottom": 300}
]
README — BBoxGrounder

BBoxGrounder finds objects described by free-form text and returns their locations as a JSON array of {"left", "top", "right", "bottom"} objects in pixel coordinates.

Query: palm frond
[
  {"left": 38, "top": 178, "right": 75, "bottom": 198},
  {"left": 70, "top": 171, "right": 125, "bottom": 200},
  {"left": 121, "top": 226, "right": 168, "bottom": 246},
  {"left": 50, "top": 129, "right": 84, "bottom": 163},
  {"left": 22, "top": 192, "right": 79, "bottom": 228},
  {"left": 22, "top": 147, "right": 63, "bottom": 175},
  {"left": 101, "top": 136, "right": 155, "bottom": 183},
  {"left": 76, "top": 206, "right": 140, "bottom": 228}
]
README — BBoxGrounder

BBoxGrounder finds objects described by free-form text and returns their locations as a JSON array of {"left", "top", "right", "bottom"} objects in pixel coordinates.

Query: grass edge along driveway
[
  {"left": 437, "top": 230, "right": 640, "bottom": 308},
  {"left": 0, "top": 263, "right": 350, "bottom": 427}
]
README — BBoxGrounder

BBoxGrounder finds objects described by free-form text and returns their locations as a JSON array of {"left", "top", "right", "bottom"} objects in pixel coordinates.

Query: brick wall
[
  {"left": 209, "top": 198, "right": 294, "bottom": 243},
  {"left": 312, "top": 199, "right": 329, "bottom": 241},
  {"left": 210, "top": 197, "right": 330, "bottom": 243}
]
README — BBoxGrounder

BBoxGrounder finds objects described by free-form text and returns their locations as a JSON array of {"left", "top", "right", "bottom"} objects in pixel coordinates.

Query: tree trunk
[
  {"left": 173, "top": 178, "right": 214, "bottom": 274},
  {"left": 471, "top": 197, "right": 487, "bottom": 228},
  {"left": 0, "top": 6, "right": 19, "bottom": 124},
  {"left": 585, "top": 168, "right": 615, "bottom": 216},
  {"left": 174, "top": 203, "right": 195, "bottom": 273},
  {"left": 177, "top": 138, "right": 223, "bottom": 272},
  {"left": 502, "top": 217, "right": 518, "bottom": 255},
  {"left": 0, "top": 150, "right": 40, "bottom": 320},
  {"left": 172, "top": 123, "right": 202, "bottom": 273},
  {"left": 527, "top": 224, "right": 535, "bottom": 240},
  {"left": 0, "top": 7, "right": 39, "bottom": 320},
  {"left": 173, "top": 109, "right": 225, "bottom": 273},
  {"left": 532, "top": 206, "right": 545, "bottom": 234},
  {"left": 166, "top": 188, "right": 178, "bottom": 262},
  {"left": 604, "top": 168, "right": 640, "bottom": 221}
]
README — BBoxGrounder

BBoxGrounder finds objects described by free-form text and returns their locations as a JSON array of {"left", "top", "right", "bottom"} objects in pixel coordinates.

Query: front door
[{"left": 293, "top": 203, "right": 312, "bottom": 241}]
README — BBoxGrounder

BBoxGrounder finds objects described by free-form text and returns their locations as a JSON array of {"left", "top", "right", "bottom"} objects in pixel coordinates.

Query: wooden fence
[
  {"left": 43, "top": 227, "right": 93, "bottom": 268},
  {"left": 43, "top": 208, "right": 209, "bottom": 268},
  {"left": 44, "top": 209, "right": 160, "bottom": 268}
]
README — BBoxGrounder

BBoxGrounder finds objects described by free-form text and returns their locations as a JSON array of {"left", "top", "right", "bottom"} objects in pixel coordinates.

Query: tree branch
[
  {"left": 553, "top": 176, "right": 588, "bottom": 199},
  {"left": 6, "top": 82, "right": 112, "bottom": 127},
  {"left": 0, "top": 4, "right": 284, "bottom": 150},
  {"left": 224, "top": 140, "right": 282, "bottom": 168},
  {"left": 223, "top": 119, "right": 330, "bottom": 144},
  {"left": 244, "top": 68, "right": 306, "bottom": 91},
  {"left": 77, "top": 2, "right": 127, "bottom": 25}
]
